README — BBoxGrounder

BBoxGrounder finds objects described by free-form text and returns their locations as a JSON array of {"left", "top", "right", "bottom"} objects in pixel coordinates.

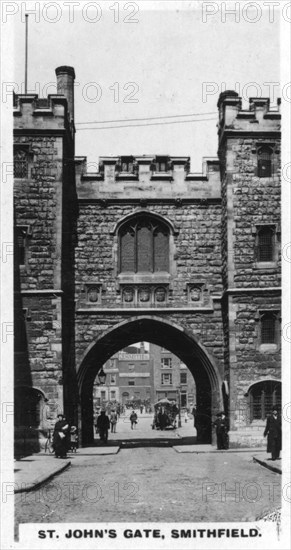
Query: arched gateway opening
[{"left": 78, "top": 317, "right": 223, "bottom": 445}]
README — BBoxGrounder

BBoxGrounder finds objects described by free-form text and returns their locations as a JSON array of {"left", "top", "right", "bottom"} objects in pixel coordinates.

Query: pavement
[{"left": 14, "top": 413, "right": 282, "bottom": 493}]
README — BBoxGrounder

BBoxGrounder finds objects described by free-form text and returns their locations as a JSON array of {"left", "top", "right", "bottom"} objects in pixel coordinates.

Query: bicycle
[{"left": 44, "top": 429, "right": 54, "bottom": 454}]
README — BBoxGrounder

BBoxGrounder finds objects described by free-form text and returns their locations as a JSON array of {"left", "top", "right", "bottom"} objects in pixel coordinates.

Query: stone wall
[
  {"left": 218, "top": 93, "right": 281, "bottom": 436},
  {"left": 230, "top": 137, "right": 281, "bottom": 288},
  {"left": 75, "top": 202, "right": 223, "bottom": 309},
  {"left": 14, "top": 135, "right": 63, "bottom": 290},
  {"left": 228, "top": 292, "right": 281, "bottom": 430},
  {"left": 75, "top": 308, "right": 225, "bottom": 377}
]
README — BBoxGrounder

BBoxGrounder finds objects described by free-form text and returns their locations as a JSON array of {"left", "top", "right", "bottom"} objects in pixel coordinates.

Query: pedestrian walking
[
  {"left": 53, "top": 413, "right": 69, "bottom": 458},
  {"left": 264, "top": 405, "right": 281, "bottom": 460},
  {"left": 213, "top": 412, "right": 229, "bottom": 450},
  {"left": 70, "top": 425, "right": 78, "bottom": 452},
  {"left": 110, "top": 410, "right": 118, "bottom": 433},
  {"left": 96, "top": 410, "right": 110, "bottom": 443},
  {"left": 130, "top": 410, "right": 138, "bottom": 429},
  {"left": 184, "top": 409, "right": 189, "bottom": 423}
]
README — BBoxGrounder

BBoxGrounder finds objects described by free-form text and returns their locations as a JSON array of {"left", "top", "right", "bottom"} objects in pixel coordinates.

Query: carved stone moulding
[
  {"left": 84, "top": 283, "right": 104, "bottom": 304},
  {"left": 121, "top": 284, "right": 169, "bottom": 306},
  {"left": 186, "top": 282, "right": 210, "bottom": 305}
]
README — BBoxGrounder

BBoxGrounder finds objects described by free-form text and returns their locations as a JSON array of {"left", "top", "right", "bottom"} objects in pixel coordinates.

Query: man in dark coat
[
  {"left": 129, "top": 410, "right": 138, "bottom": 429},
  {"left": 264, "top": 406, "right": 281, "bottom": 460},
  {"left": 96, "top": 410, "right": 110, "bottom": 443},
  {"left": 53, "top": 414, "right": 69, "bottom": 458},
  {"left": 213, "top": 412, "right": 229, "bottom": 450}
]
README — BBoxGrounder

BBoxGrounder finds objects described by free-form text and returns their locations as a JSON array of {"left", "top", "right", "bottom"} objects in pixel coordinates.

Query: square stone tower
[
  {"left": 14, "top": 67, "right": 78, "bottom": 454},
  {"left": 217, "top": 91, "right": 281, "bottom": 446}
]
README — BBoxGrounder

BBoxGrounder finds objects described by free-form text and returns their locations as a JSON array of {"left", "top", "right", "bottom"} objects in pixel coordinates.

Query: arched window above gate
[{"left": 119, "top": 215, "right": 170, "bottom": 274}]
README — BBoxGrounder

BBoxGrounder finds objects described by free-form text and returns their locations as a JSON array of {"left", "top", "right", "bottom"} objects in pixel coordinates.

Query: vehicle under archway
[{"left": 77, "top": 317, "right": 223, "bottom": 446}]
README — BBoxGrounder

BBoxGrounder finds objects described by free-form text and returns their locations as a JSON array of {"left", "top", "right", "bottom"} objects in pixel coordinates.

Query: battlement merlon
[
  {"left": 13, "top": 66, "right": 75, "bottom": 142},
  {"left": 217, "top": 91, "right": 281, "bottom": 143},
  {"left": 74, "top": 155, "right": 221, "bottom": 202}
]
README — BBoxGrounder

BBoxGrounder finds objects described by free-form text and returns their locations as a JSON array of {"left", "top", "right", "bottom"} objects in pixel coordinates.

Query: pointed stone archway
[{"left": 77, "top": 316, "right": 223, "bottom": 445}]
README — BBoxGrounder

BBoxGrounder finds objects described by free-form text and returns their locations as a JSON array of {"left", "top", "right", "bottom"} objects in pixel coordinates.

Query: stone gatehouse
[{"left": 14, "top": 66, "right": 281, "bottom": 451}]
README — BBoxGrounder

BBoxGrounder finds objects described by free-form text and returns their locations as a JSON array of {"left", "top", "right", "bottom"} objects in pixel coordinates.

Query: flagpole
[{"left": 25, "top": 14, "right": 28, "bottom": 93}]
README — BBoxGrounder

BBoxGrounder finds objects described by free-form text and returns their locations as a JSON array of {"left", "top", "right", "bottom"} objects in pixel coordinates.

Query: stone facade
[
  {"left": 218, "top": 92, "right": 281, "bottom": 445},
  {"left": 13, "top": 68, "right": 281, "bottom": 451},
  {"left": 150, "top": 344, "right": 196, "bottom": 406}
]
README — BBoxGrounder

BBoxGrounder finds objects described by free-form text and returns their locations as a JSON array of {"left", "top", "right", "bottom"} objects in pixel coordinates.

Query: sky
[{"left": 11, "top": 0, "right": 281, "bottom": 171}]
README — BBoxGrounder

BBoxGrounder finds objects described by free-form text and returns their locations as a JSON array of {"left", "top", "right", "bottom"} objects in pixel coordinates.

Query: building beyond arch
[
  {"left": 13, "top": 67, "right": 281, "bottom": 451},
  {"left": 77, "top": 316, "right": 223, "bottom": 445}
]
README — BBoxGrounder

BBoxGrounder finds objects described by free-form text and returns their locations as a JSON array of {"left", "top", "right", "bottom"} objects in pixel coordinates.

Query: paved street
[
  {"left": 94, "top": 410, "right": 195, "bottom": 442},
  {"left": 15, "top": 412, "right": 281, "bottom": 533}
]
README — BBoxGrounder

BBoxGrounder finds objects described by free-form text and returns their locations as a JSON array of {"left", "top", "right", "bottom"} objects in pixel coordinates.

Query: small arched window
[
  {"left": 257, "top": 146, "right": 273, "bottom": 178},
  {"left": 257, "top": 226, "right": 274, "bottom": 262},
  {"left": 119, "top": 216, "right": 170, "bottom": 274}
]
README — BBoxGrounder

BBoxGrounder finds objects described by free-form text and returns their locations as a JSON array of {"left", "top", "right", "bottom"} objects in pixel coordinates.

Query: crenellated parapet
[
  {"left": 217, "top": 91, "right": 281, "bottom": 145},
  {"left": 13, "top": 66, "right": 76, "bottom": 143},
  {"left": 13, "top": 93, "right": 74, "bottom": 136},
  {"left": 75, "top": 154, "right": 221, "bottom": 202}
]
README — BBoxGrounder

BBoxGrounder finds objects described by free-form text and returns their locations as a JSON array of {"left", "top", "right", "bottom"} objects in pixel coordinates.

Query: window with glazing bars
[
  {"left": 119, "top": 217, "right": 169, "bottom": 273},
  {"left": 258, "top": 146, "right": 272, "bottom": 177},
  {"left": 257, "top": 227, "right": 274, "bottom": 262},
  {"left": 161, "top": 358, "right": 172, "bottom": 368},
  {"left": 180, "top": 372, "right": 187, "bottom": 384},
  {"left": 14, "top": 149, "right": 29, "bottom": 178},
  {"left": 249, "top": 381, "right": 281, "bottom": 421},
  {"left": 161, "top": 373, "right": 172, "bottom": 385}
]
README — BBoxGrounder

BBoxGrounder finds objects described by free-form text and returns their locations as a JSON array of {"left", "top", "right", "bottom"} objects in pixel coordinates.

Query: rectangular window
[
  {"left": 180, "top": 372, "right": 187, "bottom": 384},
  {"left": 161, "top": 358, "right": 172, "bottom": 369},
  {"left": 14, "top": 148, "right": 29, "bottom": 178},
  {"left": 110, "top": 375, "right": 116, "bottom": 385},
  {"left": 110, "top": 391, "right": 116, "bottom": 400},
  {"left": 257, "top": 146, "right": 273, "bottom": 178},
  {"left": 128, "top": 380, "right": 135, "bottom": 386},
  {"left": 258, "top": 159, "right": 271, "bottom": 177},
  {"left": 261, "top": 315, "right": 276, "bottom": 344},
  {"left": 257, "top": 228, "right": 274, "bottom": 262},
  {"left": 101, "top": 391, "right": 106, "bottom": 401},
  {"left": 128, "top": 363, "right": 135, "bottom": 371},
  {"left": 161, "top": 373, "right": 172, "bottom": 385}
]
